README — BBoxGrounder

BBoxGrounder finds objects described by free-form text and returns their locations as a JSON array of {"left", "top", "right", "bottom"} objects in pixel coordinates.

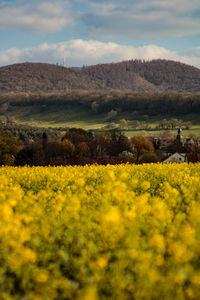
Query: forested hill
[
  {"left": 0, "top": 63, "right": 101, "bottom": 93},
  {"left": 84, "top": 60, "right": 200, "bottom": 92},
  {"left": 0, "top": 59, "right": 200, "bottom": 94}
]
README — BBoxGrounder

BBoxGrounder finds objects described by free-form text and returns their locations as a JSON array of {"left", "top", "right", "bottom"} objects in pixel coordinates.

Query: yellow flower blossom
[
  {"left": 36, "top": 270, "right": 49, "bottom": 283},
  {"left": 22, "top": 247, "right": 37, "bottom": 263},
  {"left": 95, "top": 257, "right": 108, "bottom": 269},
  {"left": 0, "top": 164, "right": 199, "bottom": 299},
  {"left": 149, "top": 234, "right": 165, "bottom": 252}
]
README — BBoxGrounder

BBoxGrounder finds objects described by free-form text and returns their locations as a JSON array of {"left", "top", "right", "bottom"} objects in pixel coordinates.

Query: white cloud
[
  {"left": 0, "top": 0, "right": 199, "bottom": 40},
  {"left": 80, "top": 0, "right": 200, "bottom": 39},
  {"left": 183, "top": 47, "right": 200, "bottom": 58},
  {"left": 0, "top": 40, "right": 200, "bottom": 68},
  {"left": 0, "top": 0, "right": 74, "bottom": 33}
]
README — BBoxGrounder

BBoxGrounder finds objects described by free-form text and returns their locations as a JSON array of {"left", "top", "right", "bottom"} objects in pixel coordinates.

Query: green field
[
  {"left": 3, "top": 103, "right": 200, "bottom": 136},
  {"left": 6, "top": 104, "right": 107, "bottom": 129}
]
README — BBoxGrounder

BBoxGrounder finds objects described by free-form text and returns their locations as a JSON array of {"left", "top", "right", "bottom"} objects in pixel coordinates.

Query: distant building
[
  {"left": 175, "top": 128, "right": 185, "bottom": 147},
  {"left": 166, "top": 128, "right": 195, "bottom": 153},
  {"left": 162, "top": 128, "right": 200, "bottom": 163},
  {"left": 163, "top": 152, "right": 187, "bottom": 163}
]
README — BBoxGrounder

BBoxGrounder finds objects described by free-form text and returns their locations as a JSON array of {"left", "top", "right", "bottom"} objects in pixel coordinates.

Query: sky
[{"left": 0, "top": 0, "right": 200, "bottom": 68}]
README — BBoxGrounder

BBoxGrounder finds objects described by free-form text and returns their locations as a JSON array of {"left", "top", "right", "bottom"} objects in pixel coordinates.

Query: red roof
[{"left": 185, "top": 153, "right": 200, "bottom": 163}]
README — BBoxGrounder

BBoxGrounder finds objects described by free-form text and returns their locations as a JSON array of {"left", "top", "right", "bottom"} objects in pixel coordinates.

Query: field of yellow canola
[{"left": 1, "top": 164, "right": 200, "bottom": 300}]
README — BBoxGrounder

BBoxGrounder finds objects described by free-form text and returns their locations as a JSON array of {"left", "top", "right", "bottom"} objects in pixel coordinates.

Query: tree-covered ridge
[
  {"left": 120, "top": 59, "right": 200, "bottom": 91},
  {"left": 84, "top": 59, "right": 200, "bottom": 91},
  {"left": 0, "top": 59, "right": 200, "bottom": 94},
  {"left": 82, "top": 61, "right": 157, "bottom": 92},
  {"left": 1, "top": 91, "right": 200, "bottom": 116},
  {"left": 0, "top": 62, "right": 101, "bottom": 94}
]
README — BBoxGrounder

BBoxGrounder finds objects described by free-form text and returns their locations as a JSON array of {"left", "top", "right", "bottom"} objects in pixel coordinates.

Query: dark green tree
[{"left": 0, "top": 130, "right": 20, "bottom": 165}]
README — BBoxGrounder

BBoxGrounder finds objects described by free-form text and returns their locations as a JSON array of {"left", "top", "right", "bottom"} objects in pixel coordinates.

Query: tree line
[
  {"left": 1, "top": 92, "right": 200, "bottom": 117},
  {"left": 1, "top": 126, "right": 200, "bottom": 166},
  {"left": 111, "top": 118, "right": 192, "bottom": 130},
  {"left": 0, "top": 122, "right": 61, "bottom": 144},
  {"left": 0, "top": 128, "right": 157, "bottom": 166}
]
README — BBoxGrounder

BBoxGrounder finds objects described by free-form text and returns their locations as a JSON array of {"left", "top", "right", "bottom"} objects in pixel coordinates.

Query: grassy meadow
[{"left": 3, "top": 103, "right": 200, "bottom": 137}]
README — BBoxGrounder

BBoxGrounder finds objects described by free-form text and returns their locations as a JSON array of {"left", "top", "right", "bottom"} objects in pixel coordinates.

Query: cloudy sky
[{"left": 0, "top": 0, "right": 200, "bottom": 67}]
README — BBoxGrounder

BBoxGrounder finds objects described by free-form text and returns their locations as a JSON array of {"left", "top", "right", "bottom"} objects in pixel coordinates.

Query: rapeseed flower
[{"left": 0, "top": 164, "right": 200, "bottom": 299}]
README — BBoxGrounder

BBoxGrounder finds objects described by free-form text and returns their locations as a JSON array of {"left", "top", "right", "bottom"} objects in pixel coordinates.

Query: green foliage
[
  {"left": 0, "top": 122, "right": 60, "bottom": 144},
  {"left": 119, "top": 119, "right": 128, "bottom": 129},
  {"left": 140, "top": 152, "right": 159, "bottom": 163},
  {"left": 0, "top": 130, "right": 20, "bottom": 165},
  {"left": 107, "top": 110, "right": 118, "bottom": 121},
  {"left": 63, "top": 128, "right": 93, "bottom": 146},
  {"left": 118, "top": 150, "right": 134, "bottom": 159},
  {"left": 157, "top": 118, "right": 192, "bottom": 130}
]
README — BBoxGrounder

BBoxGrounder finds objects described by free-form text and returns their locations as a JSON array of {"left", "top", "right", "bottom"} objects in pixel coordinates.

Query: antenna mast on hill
[{"left": 63, "top": 53, "right": 66, "bottom": 67}]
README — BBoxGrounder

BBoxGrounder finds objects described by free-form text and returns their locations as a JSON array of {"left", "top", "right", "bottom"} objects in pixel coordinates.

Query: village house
[
  {"left": 162, "top": 128, "right": 200, "bottom": 163},
  {"left": 162, "top": 152, "right": 200, "bottom": 163},
  {"left": 163, "top": 152, "right": 187, "bottom": 163}
]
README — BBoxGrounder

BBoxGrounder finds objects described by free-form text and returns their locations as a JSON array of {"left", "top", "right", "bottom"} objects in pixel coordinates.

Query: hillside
[
  {"left": 84, "top": 60, "right": 200, "bottom": 92},
  {"left": 0, "top": 59, "right": 200, "bottom": 94},
  {"left": 0, "top": 63, "right": 101, "bottom": 94}
]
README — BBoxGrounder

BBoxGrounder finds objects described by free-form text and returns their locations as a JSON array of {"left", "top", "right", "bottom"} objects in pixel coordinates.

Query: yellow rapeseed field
[{"left": 1, "top": 164, "right": 200, "bottom": 299}]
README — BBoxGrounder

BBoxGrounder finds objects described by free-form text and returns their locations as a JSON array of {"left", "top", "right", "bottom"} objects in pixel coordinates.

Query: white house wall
[{"left": 163, "top": 153, "right": 187, "bottom": 163}]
